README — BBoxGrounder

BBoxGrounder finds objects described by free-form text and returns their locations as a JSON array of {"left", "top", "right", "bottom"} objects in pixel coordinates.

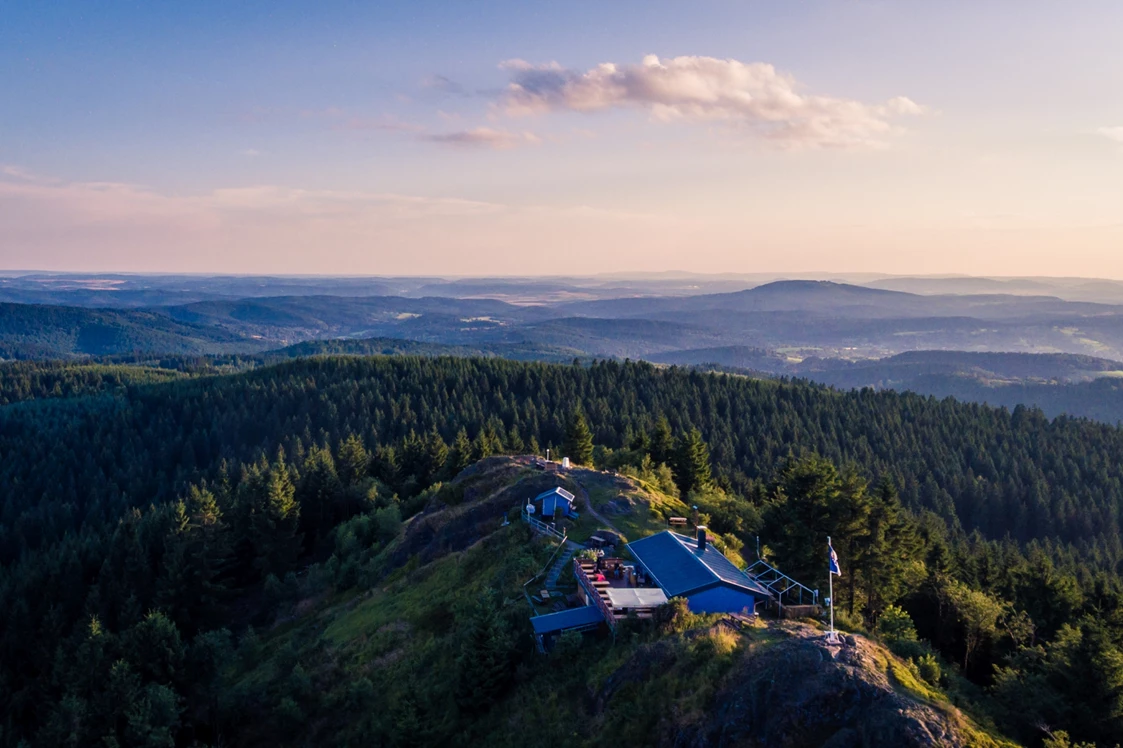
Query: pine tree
[
  {"left": 563, "top": 410, "right": 594, "bottom": 465},
  {"left": 455, "top": 593, "right": 514, "bottom": 708},
  {"left": 372, "top": 444, "right": 401, "bottom": 488},
  {"left": 187, "top": 485, "right": 231, "bottom": 624},
  {"left": 854, "top": 478, "right": 920, "bottom": 626},
  {"left": 650, "top": 416, "right": 674, "bottom": 466},
  {"left": 251, "top": 460, "right": 303, "bottom": 578},
  {"left": 296, "top": 445, "right": 342, "bottom": 541},
  {"left": 156, "top": 490, "right": 231, "bottom": 633},
  {"left": 400, "top": 430, "right": 425, "bottom": 481},
  {"left": 506, "top": 426, "right": 525, "bottom": 454},
  {"left": 833, "top": 464, "right": 872, "bottom": 617},
  {"left": 423, "top": 426, "right": 449, "bottom": 483},
  {"left": 470, "top": 428, "right": 494, "bottom": 461},
  {"left": 336, "top": 434, "right": 370, "bottom": 488},
  {"left": 762, "top": 455, "right": 842, "bottom": 584},
  {"left": 673, "top": 428, "right": 712, "bottom": 496},
  {"left": 450, "top": 428, "right": 473, "bottom": 475}
]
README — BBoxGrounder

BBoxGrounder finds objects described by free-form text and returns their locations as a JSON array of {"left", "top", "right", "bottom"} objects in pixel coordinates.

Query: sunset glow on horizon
[{"left": 2, "top": 1, "right": 1122, "bottom": 276}]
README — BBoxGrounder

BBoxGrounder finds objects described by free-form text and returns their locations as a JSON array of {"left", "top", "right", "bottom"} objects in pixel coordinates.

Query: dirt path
[{"left": 570, "top": 474, "right": 622, "bottom": 535}]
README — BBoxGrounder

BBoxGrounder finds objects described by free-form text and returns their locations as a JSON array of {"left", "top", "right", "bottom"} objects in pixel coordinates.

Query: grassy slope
[{"left": 223, "top": 460, "right": 1016, "bottom": 747}]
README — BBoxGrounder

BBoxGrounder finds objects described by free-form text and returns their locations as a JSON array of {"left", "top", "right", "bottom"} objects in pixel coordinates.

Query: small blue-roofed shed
[
  {"left": 626, "top": 529, "right": 772, "bottom": 615},
  {"left": 530, "top": 605, "right": 604, "bottom": 636},
  {"left": 530, "top": 605, "right": 605, "bottom": 651},
  {"left": 533, "top": 487, "right": 578, "bottom": 519}
]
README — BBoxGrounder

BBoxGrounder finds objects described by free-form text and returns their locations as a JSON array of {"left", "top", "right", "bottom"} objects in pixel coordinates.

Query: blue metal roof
[
  {"left": 626, "top": 531, "right": 714, "bottom": 597},
  {"left": 535, "top": 487, "right": 575, "bottom": 504},
  {"left": 626, "top": 531, "right": 772, "bottom": 599},
  {"left": 530, "top": 605, "right": 604, "bottom": 634}
]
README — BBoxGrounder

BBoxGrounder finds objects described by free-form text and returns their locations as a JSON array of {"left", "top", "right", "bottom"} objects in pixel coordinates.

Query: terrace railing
[
  {"left": 573, "top": 558, "right": 617, "bottom": 631},
  {"left": 521, "top": 507, "right": 567, "bottom": 541}
]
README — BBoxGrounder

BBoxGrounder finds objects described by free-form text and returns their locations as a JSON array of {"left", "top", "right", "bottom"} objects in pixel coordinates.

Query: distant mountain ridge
[{"left": 0, "top": 302, "right": 261, "bottom": 359}]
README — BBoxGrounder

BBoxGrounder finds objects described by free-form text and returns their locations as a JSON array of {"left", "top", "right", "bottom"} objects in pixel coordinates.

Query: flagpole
[{"left": 828, "top": 535, "right": 835, "bottom": 639}]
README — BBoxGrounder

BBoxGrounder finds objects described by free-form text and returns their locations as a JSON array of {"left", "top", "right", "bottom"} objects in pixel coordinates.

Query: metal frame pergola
[{"left": 744, "top": 558, "right": 818, "bottom": 616}]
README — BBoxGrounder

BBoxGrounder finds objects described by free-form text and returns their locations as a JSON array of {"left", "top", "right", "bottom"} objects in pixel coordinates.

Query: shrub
[
  {"left": 915, "top": 652, "right": 942, "bottom": 685},
  {"left": 877, "top": 604, "right": 918, "bottom": 642},
  {"left": 553, "top": 630, "right": 584, "bottom": 658},
  {"left": 654, "top": 597, "right": 697, "bottom": 635}
]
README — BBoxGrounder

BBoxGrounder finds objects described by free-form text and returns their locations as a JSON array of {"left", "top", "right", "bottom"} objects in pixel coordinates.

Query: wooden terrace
[{"left": 574, "top": 557, "right": 665, "bottom": 628}]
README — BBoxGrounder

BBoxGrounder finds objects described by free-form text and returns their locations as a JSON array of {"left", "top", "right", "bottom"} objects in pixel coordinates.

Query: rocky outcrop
[
  {"left": 598, "top": 622, "right": 994, "bottom": 748},
  {"left": 382, "top": 457, "right": 576, "bottom": 572}
]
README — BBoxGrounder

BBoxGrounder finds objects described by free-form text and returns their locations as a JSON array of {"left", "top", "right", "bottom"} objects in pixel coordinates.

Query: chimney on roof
[{"left": 697, "top": 526, "right": 707, "bottom": 552}]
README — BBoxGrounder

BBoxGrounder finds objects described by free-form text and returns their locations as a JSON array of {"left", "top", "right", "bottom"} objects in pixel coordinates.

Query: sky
[{"left": 1, "top": 0, "right": 1122, "bottom": 276}]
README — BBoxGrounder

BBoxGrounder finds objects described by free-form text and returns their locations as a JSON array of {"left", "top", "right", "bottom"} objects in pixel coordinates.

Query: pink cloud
[{"left": 500, "top": 54, "right": 926, "bottom": 148}]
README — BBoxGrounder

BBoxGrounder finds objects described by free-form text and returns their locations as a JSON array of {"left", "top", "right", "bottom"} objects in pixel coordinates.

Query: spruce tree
[
  {"left": 450, "top": 428, "right": 473, "bottom": 474},
  {"left": 423, "top": 426, "right": 449, "bottom": 483},
  {"left": 854, "top": 478, "right": 920, "bottom": 626},
  {"left": 455, "top": 594, "right": 513, "bottom": 709},
  {"left": 564, "top": 409, "right": 594, "bottom": 465},
  {"left": 296, "top": 445, "right": 342, "bottom": 541},
  {"left": 471, "top": 428, "right": 494, "bottom": 461},
  {"left": 156, "top": 488, "right": 231, "bottom": 634},
  {"left": 673, "top": 428, "right": 712, "bottom": 496},
  {"left": 251, "top": 460, "right": 303, "bottom": 579},
  {"left": 650, "top": 416, "right": 674, "bottom": 466},
  {"left": 762, "top": 455, "right": 842, "bottom": 583},
  {"left": 336, "top": 434, "right": 370, "bottom": 488}
]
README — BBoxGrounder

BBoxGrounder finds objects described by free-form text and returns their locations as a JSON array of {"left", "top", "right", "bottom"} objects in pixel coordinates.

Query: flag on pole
[{"left": 828, "top": 540, "right": 841, "bottom": 576}]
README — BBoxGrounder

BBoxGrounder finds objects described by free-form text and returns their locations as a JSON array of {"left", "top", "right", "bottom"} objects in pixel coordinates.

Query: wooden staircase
[{"left": 545, "top": 541, "right": 580, "bottom": 590}]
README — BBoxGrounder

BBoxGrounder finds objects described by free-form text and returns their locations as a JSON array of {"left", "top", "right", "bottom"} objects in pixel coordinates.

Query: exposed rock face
[{"left": 601, "top": 623, "right": 978, "bottom": 748}]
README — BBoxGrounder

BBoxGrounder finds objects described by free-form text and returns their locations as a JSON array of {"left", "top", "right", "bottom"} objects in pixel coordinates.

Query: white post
[{"left": 828, "top": 535, "right": 837, "bottom": 643}]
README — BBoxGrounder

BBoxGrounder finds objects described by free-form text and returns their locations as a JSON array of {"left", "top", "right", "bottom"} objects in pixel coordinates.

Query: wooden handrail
[{"left": 573, "top": 557, "right": 616, "bottom": 630}]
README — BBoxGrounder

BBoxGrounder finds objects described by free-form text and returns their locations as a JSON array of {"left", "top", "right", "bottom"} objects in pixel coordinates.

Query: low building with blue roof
[
  {"left": 626, "top": 528, "right": 773, "bottom": 615},
  {"left": 533, "top": 487, "right": 578, "bottom": 519}
]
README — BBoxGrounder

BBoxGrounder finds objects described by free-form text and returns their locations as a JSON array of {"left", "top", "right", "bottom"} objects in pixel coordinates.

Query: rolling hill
[{"left": 0, "top": 302, "right": 261, "bottom": 359}]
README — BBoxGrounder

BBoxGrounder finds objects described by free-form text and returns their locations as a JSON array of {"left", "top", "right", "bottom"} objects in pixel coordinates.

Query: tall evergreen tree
[
  {"left": 762, "top": 455, "right": 842, "bottom": 584},
  {"left": 854, "top": 478, "right": 921, "bottom": 625},
  {"left": 470, "top": 428, "right": 494, "bottom": 461},
  {"left": 336, "top": 434, "right": 370, "bottom": 488},
  {"left": 455, "top": 593, "right": 514, "bottom": 709},
  {"left": 250, "top": 459, "right": 303, "bottom": 579},
  {"left": 833, "top": 465, "right": 872, "bottom": 616},
  {"left": 155, "top": 486, "right": 230, "bottom": 633},
  {"left": 650, "top": 416, "right": 674, "bottom": 466},
  {"left": 296, "top": 445, "right": 342, "bottom": 542},
  {"left": 423, "top": 427, "right": 449, "bottom": 483},
  {"left": 563, "top": 409, "right": 594, "bottom": 465},
  {"left": 673, "top": 428, "right": 713, "bottom": 496},
  {"left": 449, "top": 428, "right": 473, "bottom": 475}
]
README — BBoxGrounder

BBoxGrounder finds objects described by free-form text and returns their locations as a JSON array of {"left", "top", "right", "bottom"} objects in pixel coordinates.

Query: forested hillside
[
  {"left": 0, "top": 360, "right": 190, "bottom": 405},
  {"left": 0, "top": 302, "right": 260, "bottom": 359},
  {"left": 2, "top": 356, "right": 1122, "bottom": 745}
]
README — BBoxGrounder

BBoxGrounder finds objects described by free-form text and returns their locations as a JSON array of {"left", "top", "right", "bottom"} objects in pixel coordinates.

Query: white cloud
[
  {"left": 424, "top": 127, "right": 540, "bottom": 149},
  {"left": 500, "top": 54, "right": 926, "bottom": 148},
  {"left": 1098, "top": 126, "right": 1123, "bottom": 144}
]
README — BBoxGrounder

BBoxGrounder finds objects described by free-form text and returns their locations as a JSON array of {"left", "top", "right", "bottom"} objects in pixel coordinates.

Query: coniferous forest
[{"left": 2, "top": 355, "right": 1123, "bottom": 746}]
